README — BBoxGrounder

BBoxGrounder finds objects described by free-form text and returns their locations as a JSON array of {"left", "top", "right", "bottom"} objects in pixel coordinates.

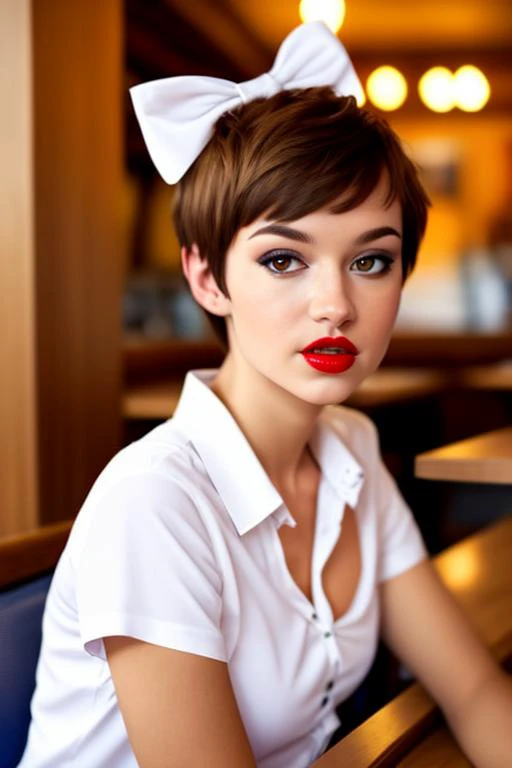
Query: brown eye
[
  {"left": 355, "top": 257, "right": 375, "bottom": 272},
  {"left": 272, "top": 256, "right": 292, "bottom": 271},
  {"left": 258, "top": 251, "right": 306, "bottom": 274},
  {"left": 350, "top": 254, "right": 394, "bottom": 275}
]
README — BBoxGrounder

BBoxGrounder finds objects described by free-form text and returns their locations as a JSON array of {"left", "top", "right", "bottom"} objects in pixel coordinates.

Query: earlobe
[{"left": 181, "top": 245, "right": 230, "bottom": 317}]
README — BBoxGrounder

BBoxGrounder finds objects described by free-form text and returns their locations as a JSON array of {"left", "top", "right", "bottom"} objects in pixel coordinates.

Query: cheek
[
  {"left": 363, "top": 285, "right": 402, "bottom": 334},
  {"left": 231, "top": 280, "right": 303, "bottom": 330}
]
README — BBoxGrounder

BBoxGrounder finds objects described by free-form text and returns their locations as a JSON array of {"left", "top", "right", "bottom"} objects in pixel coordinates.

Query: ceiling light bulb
[
  {"left": 453, "top": 65, "right": 490, "bottom": 112},
  {"left": 366, "top": 66, "right": 408, "bottom": 111},
  {"left": 418, "top": 67, "right": 455, "bottom": 113},
  {"left": 299, "top": 0, "right": 346, "bottom": 33}
]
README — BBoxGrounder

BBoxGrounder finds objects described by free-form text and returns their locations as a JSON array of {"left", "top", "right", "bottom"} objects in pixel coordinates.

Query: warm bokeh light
[
  {"left": 355, "top": 86, "right": 366, "bottom": 108},
  {"left": 299, "top": 0, "right": 346, "bottom": 33},
  {"left": 418, "top": 67, "right": 455, "bottom": 113},
  {"left": 437, "top": 549, "right": 480, "bottom": 591},
  {"left": 453, "top": 65, "right": 490, "bottom": 112},
  {"left": 366, "top": 66, "right": 408, "bottom": 111}
]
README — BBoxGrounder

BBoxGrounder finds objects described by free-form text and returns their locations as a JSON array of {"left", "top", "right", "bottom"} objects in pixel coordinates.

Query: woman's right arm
[{"left": 105, "top": 635, "right": 257, "bottom": 768}]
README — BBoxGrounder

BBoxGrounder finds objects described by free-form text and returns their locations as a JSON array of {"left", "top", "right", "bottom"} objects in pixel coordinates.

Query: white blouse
[{"left": 20, "top": 370, "right": 427, "bottom": 768}]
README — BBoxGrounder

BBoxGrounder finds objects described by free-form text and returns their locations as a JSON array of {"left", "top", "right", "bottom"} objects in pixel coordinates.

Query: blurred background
[
  {"left": 2, "top": 0, "right": 511, "bottom": 540},
  {"left": 123, "top": 0, "right": 512, "bottom": 338}
]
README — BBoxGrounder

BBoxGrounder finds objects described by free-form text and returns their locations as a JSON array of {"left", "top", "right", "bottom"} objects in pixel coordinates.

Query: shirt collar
[
  {"left": 309, "top": 409, "right": 365, "bottom": 509},
  {"left": 172, "top": 370, "right": 365, "bottom": 535},
  {"left": 173, "top": 370, "right": 283, "bottom": 535}
]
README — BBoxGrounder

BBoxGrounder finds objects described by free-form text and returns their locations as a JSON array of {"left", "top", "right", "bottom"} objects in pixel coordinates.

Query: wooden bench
[
  {"left": 0, "top": 519, "right": 73, "bottom": 589},
  {"left": 314, "top": 515, "right": 512, "bottom": 766}
]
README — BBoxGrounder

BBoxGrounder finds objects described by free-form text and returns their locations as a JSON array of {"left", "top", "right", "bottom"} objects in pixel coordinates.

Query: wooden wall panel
[
  {"left": 0, "top": 0, "right": 38, "bottom": 535},
  {"left": 32, "top": 0, "right": 123, "bottom": 525}
]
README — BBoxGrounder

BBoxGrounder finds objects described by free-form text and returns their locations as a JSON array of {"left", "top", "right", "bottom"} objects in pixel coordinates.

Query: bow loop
[{"left": 130, "top": 21, "right": 362, "bottom": 184}]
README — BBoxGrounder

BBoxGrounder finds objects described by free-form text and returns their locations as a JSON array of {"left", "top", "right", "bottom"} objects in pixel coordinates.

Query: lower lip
[{"left": 301, "top": 352, "right": 356, "bottom": 374}]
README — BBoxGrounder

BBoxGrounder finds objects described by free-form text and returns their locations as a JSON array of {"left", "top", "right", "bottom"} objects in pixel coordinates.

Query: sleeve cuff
[{"left": 81, "top": 612, "right": 227, "bottom": 663}]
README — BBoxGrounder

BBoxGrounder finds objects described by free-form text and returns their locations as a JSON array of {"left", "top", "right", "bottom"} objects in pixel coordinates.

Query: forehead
[{"left": 242, "top": 176, "right": 402, "bottom": 240}]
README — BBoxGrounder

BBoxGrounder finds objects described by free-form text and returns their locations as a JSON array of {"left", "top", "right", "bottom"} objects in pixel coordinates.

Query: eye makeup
[{"left": 257, "top": 250, "right": 307, "bottom": 274}]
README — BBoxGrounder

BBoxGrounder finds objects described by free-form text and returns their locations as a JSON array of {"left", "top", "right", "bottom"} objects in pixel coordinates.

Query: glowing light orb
[
  {"left": 366, "top": 66, "right": 408, "bottom": 111},
  {"left": 418, "top": 67, "right": 455, "bottom": 113},
  {"left": 453, "top": 65, "right": 490, "bottom": 112},
  {"left": 299, "top": 0, "right": 346, "bottom": 33}
]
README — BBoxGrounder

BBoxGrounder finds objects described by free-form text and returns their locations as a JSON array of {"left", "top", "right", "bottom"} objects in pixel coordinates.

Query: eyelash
[{"left": 258, "top": 250, "right": 395, "bottom": 276}]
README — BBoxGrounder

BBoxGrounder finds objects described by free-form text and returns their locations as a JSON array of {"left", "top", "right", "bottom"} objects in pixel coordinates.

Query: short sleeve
[
  {"left": 75, "top": 471, "right": 227, "bottom": 662},
  {"left": 375, "top": 457, "right": 428, "bottom": 583}
]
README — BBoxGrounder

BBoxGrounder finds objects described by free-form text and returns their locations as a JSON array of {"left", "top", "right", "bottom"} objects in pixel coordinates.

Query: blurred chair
[{"left": 0, "top": 521, "right": 72, "bottom": 768}]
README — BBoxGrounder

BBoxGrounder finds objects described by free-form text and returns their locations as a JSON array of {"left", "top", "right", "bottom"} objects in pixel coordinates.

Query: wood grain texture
[
  {"left": 397, "top": 728, "right": 473, "bottom": 767},
  {"left": 415, "top": 426, "right": 512, "bottom": 484},
  {"left": 32, "top": 0, "right": 123, "bottom": 525},
  {"left": 0, "top": 0, "right": 38, "bottom": 535}
]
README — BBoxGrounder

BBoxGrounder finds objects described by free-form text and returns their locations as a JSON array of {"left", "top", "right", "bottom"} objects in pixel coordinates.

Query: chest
[
  {"left": 278, "top": 493, "right": 361, "bottom": 622},
  {"left": 224, "top": 496, "right": 378, "bottom": 763}
]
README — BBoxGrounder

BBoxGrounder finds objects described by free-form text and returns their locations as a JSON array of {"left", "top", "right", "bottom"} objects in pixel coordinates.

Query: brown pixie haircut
[{"left": 173, "top": 87, "right": 430, "bottom": 347}]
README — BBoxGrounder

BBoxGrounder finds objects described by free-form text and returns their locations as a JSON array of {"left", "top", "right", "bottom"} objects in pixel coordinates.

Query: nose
[{"left": 308, "top": 269, "right": 356, "bottom": 329}]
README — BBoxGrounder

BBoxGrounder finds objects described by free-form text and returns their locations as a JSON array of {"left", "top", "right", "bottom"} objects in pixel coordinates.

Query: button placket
[{"left": 313, "top": 619, "right": 341, "bottom": 710}]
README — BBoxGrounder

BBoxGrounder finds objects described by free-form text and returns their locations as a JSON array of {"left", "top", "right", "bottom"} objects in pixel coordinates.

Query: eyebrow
[
  {"left": 248, "top": 223, "right": 402, "bottom": 245},
  {"left": 248, "top": 224, "right": 313, "bottom": 243},
  {"left": 355, "top": 226, "right": 402, "bottom": 244}
]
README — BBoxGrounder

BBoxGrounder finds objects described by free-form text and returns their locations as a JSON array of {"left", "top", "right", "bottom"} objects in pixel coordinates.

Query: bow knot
[
  {"left": 130, "top": 21, "right": 362, "bottom": 184},
  {"left": 236, "top": 72, "right": 282, "bottom": 104}
]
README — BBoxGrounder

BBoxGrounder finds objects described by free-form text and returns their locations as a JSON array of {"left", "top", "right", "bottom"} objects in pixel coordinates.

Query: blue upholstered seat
[{"left": 0, "top": 573, "right": 53, "bottom": 768}]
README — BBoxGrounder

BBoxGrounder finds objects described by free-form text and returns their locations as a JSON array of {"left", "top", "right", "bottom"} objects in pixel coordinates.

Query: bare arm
[
  {"left": 105, "top": 636, "right": 257, "bottom": 768},
  {"left": 380, "top": 559, "right": 512, "bottom": 768}
]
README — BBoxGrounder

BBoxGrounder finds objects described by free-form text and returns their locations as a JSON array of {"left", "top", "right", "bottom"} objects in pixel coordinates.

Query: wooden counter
[
  {"left": 314, "top": 515, "right": 512, "bottom": 766},
  {"left": 415, "top": 426, "right": 512, "bottom": 485}
]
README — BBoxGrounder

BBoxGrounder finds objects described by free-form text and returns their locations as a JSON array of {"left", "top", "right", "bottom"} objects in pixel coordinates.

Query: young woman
[{"left": 20, "top": 21, "right": 512, "bottom": 768}]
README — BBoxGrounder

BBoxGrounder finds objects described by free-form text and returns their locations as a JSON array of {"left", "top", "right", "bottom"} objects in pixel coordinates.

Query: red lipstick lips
[{"left": 301, "top": 336, "right": 359, "bottom": 374}]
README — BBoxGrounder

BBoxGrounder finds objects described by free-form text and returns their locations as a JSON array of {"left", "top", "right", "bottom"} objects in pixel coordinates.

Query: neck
[{"left": 210, "top": 354, "right": 323, "bottom": 493}]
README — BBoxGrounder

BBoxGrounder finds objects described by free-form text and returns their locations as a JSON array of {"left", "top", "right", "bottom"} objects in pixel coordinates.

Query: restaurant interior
[{"left": 1, "top": 1, "right": 511, "bottom": 765}]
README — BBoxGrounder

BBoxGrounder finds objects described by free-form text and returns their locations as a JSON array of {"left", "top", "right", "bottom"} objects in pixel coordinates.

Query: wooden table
[
  {"left": 122, "top": 368, "right": 448, "bottom": 420},
  {"left": 314, "top": 515, "right": 512, "bottom": 766},
  {"left": 415, "top": 426, "right": 512, "bottom": 485}
]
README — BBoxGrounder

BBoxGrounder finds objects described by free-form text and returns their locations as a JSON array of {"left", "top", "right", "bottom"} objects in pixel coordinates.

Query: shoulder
[
  {"left": 90, "top": 419, "right": 206, "bottom": 504},
  {"left": 69, "top": 420, "right": 219, "bottom": 561}
]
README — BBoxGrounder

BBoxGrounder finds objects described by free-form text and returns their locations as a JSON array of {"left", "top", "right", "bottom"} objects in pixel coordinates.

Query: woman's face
[{"left": 219, "top": 175, "right": 404, "bottom": 406}]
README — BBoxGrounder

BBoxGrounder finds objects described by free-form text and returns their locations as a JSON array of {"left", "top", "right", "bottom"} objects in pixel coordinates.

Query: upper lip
[{"left": 301, "top": 336, "right": 359, "bottom": 355}]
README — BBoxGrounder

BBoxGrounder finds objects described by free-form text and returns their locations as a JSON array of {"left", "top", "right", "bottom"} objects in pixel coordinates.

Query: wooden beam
[
  {"left": 0, "top": 0, "right": 38, "bottom": 535},
  {"left": 32, "top": 0, "right": 123, "bottom": 525}
]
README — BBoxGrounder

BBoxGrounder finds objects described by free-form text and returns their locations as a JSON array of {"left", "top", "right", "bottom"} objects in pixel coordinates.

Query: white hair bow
[{"left": 130, "top": 21, "right": 362, "bottom": 184}]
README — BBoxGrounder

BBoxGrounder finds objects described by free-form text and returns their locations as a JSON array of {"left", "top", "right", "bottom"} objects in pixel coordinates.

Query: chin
[{"left": 293, "top": 374, "right": 365, "bottom": 407}]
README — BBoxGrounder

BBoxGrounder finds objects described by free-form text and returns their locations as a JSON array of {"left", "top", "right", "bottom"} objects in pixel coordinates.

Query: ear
[{"left": 181, "top": 244, "right": 231, "bottom": 317}]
